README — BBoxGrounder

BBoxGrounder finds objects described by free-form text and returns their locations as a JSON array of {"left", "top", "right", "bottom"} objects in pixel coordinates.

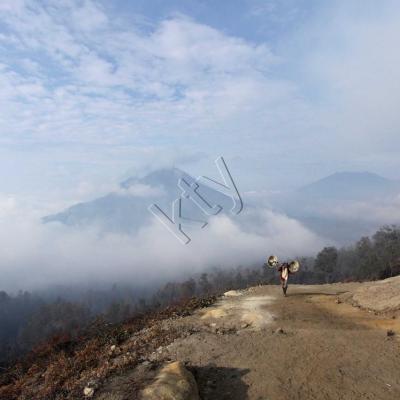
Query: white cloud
[
  {"left": 1, "top": 1, "right": 400, "bottom": 187},
  {"left": 0, "top": 1, "right": 293, "bottom": 146},
  {"left": 326, "top": 198, "right": 400, "bottom": 225},
  {"left": 118, "top": 183, "right": 165, "bottom": 197},
  {"left": 0, "top": 0, "right": 313, "bottom": 198},
  {"left": 296, "top": 1, "right": 400, "bottom": 163},
  {"left": 1, "top": 0, "right": 400, "bottom": 292},
  {"left": 0, "top": 0, "right": 26, "bottom": 13},
  {"left": 0, "top": 193, "right": 325, "bottom": 291}
]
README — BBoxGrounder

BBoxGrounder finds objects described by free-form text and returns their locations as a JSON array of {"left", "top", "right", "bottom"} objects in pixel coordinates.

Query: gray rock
[{"left": 141, "top": 361, "right": 200, "bottom": 400}]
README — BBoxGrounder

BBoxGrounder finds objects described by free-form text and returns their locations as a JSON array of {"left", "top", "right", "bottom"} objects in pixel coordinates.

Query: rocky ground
[
  {"left": 99, "top": 278, "right": 400, "bottom": 400},
  {"left": 1, "top": 278, "right": 400, "bottom": 399}
]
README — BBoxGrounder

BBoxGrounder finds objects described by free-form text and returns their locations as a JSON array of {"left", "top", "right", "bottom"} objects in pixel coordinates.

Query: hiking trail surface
[
  {"left": 4, "top": 279, "right": 399, "bottom": 400},
  {"left": 98, "top": 279, "right": 400, "bottom": 400}
]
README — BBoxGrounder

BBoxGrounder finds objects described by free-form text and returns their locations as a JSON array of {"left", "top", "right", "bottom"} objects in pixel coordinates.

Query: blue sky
[{"left": 1, "top": 0, "right": 400, "bottom": 210}]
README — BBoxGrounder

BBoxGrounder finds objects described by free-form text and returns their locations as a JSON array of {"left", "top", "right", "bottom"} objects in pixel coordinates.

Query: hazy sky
[
  {"left": 2, "top": 0, "right": 400, "bottom": 291},
  {"left": 1, "top": 0, "right": 400, "bottom": 206}
]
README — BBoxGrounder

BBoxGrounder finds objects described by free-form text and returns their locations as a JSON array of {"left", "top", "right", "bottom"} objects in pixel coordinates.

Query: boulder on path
[{"left": 141, "top": 361, "right": 200, "bottom": 400}]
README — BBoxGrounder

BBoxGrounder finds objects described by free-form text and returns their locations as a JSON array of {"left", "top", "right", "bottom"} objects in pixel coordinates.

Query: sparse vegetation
[
  {"left": 0, "top": 296, "right": 216, "bottom": 399},
  {"left": 1, "top": 224, "right": 400, "bottom": 397}
]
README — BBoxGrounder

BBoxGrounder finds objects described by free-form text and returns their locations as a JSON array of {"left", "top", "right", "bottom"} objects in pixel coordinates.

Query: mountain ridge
[
  {"left": 43, "top": 168, "right": 400, "bottom": 244},
  {"left": 297, "top": 171, "right": 400, "bottom": 199},
  {"left": 42, "top": 167, "right": 232, "bottom": 233}
]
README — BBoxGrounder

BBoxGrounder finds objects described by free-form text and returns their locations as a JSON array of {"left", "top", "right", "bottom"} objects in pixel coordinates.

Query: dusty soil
[
  {"left": 343, "top": 276, "right": 400, "bottom": 312},
  {"left": 5, "top": 280, "right": 400, "bottom": 399},
  {"left": 144, "top": 282, "right": 400, "bottom": 400},
  {"left": 90, "top": 280, "right": 400, "bottom": 400}
]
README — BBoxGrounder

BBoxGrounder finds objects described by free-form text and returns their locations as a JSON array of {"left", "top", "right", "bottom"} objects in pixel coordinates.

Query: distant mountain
[
  {"left": 44, "top": 169, "right": 400, "bottom": 246},
  {"left": 43, "top": 168, "right": 233, "bottom": 233},
  {"left": 269, "top": 171, "right": 400, "bottom": 244},
  {"left": 269, "top": 171, "right": 400, "bottom": 215},
  {"left": 297, "top": 171, "right": 400, "bottom": 200}
]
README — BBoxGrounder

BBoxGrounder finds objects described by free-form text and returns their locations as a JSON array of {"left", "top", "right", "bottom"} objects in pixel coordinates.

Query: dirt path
[{"left": 161, "top": 284, "right": 400, "bottom": 400}]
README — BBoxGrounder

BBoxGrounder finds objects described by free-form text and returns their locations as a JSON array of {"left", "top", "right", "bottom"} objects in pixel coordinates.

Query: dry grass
[{"left": 0, "top": 297, "right": 216, "bottom": 400}]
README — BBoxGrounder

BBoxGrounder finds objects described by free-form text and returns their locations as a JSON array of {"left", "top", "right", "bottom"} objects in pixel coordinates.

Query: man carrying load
[{"left": 266, "top": 255, "right": 300, "bottom": 296}]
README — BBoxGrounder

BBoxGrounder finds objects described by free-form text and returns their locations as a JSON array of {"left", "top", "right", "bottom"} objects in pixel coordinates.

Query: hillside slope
[
  {"left": 131, "top": 279, "right": 400, "bottom": 400},
  {"left": 1, "top": 278, "right": 400, "bottom": 399}
]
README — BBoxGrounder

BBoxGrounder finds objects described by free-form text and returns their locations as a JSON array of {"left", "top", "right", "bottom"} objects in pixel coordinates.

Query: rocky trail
[
  {"left": 97, "top": 279, "right": 400, "bottom": 400},
  {"left": 2, "top": 279, "right": 400, "bottom": 400}
]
